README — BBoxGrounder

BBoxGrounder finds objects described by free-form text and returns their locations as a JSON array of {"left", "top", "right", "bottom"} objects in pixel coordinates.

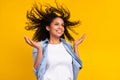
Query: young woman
[{"left": 24, "top": 2, "right": 86, "bottom": 80}]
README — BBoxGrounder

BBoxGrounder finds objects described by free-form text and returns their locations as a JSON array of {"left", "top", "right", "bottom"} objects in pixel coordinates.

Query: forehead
[{"left": 52, "top": 17, "right": 64, "bottom": 23}]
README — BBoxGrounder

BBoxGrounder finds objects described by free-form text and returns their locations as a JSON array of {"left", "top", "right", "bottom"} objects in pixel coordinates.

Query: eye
[{"left": 55, "top": 23, "right": 59, "bottom": 25}]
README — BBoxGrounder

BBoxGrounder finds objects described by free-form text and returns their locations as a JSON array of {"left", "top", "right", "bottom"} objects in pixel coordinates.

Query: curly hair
[{"left": 25, "top": 2, "right": 80, "bottom": 42}]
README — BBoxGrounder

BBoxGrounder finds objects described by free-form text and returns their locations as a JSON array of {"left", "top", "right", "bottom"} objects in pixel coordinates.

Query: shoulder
[
  {"left": 66, "top": 41, "right": 72, "bottom": 46},
  {"left": 63, "top": 41, "right": 73, "bottom": 49},
  {"left": 60, "top": 38, "right": 71, "bottom": 45},
  {"left": 36, "top": 41, "right": 43, "bottom": 46}
]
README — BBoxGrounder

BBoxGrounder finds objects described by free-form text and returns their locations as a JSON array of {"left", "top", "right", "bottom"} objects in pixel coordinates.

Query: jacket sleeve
[
  {"left": 32, "top": 42, "right": 42, "bottom": 74},
  {"left": 66, "top": 41, "right": 82, "bottom": 69}
]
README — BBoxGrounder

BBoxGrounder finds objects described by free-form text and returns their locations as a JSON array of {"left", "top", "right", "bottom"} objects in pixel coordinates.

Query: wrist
[
  {"left": 73, "top": 44, "right": 78, "bottom": 48},
  {"left": 37, "top": 47, "right": 41, "bottom": 50}
]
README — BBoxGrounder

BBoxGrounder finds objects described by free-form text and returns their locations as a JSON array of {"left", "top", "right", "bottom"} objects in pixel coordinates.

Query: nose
[
  {"left": 59, "top": 26, "right": 62, "bottom": 28},
  {"left": 58, "top": 25, "right": 64, "bottom": 29}
]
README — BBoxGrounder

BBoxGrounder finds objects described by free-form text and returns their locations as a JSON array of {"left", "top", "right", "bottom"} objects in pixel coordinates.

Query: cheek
[{"left": 63, "top": 27, "right": 65, "bottom": 32}]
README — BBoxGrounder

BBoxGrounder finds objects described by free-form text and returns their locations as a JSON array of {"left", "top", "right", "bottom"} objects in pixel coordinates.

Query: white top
[{"left": 43, "top": 42, "right": 73, "bottom": 80}]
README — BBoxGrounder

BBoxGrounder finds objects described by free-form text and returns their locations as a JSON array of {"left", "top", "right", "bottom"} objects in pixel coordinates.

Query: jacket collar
[{"left": 43, "top": 38, "right": 66, "bottom": 44}]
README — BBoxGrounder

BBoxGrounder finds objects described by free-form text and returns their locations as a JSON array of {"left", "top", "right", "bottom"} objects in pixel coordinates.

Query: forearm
[
  {"left": 74, "top": 45, "right": 80, "bottom": 57},
  {"left": 34, "top": 48, "right": 42, "bottom": 70}
]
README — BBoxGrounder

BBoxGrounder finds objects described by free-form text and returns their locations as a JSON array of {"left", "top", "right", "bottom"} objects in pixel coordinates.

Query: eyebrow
[{"left": 55, "top": 22, "right": 64, "bottom": 24}]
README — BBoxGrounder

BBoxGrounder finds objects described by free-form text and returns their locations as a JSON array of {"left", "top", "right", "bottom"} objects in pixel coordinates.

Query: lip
[
  {"left": 56, "top": 30, "right": 62, "bottom": 34},
  {"left": 57, "top": 30, "right": 62, "bottom": 33}
]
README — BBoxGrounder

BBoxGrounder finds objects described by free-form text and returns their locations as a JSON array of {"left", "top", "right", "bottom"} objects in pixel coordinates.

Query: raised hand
[
  {"left": 74, "top": 33, "right": 86, "bottom": 46},
  {"left": 24, "top": 36, "right": 41, "bottom": 49}
]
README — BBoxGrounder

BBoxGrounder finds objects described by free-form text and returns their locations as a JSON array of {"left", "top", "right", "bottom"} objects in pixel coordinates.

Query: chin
[
  {"left": 54, "top": 33, "right": 64, "bottom": 38},
  {"left": 55, "top": 34, "right": 63, "bottom": 38}
]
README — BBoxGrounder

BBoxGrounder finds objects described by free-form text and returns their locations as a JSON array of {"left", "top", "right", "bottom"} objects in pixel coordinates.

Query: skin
[
  {"left": 24, "top": 17, "right": 86, "bottom": 70},
  {"left": 73, "top": 33, "right": 86, "bottom": 57},
  {"left": 46, "top": 17, "right": 65, "bottom": 44}
]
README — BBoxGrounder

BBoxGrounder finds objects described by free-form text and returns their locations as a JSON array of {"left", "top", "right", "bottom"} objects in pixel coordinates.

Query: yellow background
[{"left": 0, "top": 0, "right": 120, "bottom": 80}]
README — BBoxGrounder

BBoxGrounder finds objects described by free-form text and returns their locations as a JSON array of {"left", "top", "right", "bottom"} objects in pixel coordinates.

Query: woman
[{"left": 24, "top": 2, "right": 86, "bottom": 80}]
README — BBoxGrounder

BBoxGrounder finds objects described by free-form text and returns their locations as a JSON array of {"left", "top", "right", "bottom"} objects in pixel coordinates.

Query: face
[{"left": 46, "top": 17, "right": 65, "bottom": 38}]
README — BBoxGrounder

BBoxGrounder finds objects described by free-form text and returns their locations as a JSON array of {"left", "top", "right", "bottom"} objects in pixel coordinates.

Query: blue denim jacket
[{"left": 32, "top": 38, "right": 82, "bottom": 80}]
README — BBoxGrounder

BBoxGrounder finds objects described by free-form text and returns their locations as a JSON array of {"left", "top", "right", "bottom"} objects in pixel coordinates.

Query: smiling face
[{"left": 46, "top": 17, "right": 65, "bottom": 38}]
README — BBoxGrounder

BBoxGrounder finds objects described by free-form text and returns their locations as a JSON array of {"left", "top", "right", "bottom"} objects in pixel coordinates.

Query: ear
[{"left": 46, "top": 26, "right": 50, "bottom": 31}]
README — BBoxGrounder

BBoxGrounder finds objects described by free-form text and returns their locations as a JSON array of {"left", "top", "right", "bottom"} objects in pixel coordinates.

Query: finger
[
  {"left": 24, "top": 36, "right": 33, "bottom": 46},
  {"left": 24, "top": 36, "right": 29, "bottom": 43},
  {"left": 26, "top": 37, "right": 37, "bottom": 47},
  {"left": 24, "top": 36, "right": 30, "bottom": 43},
  {"left": 24, "top": 36, "right": 30, "bottom": 41},
  {"left": 25, "top": 38, "right": 32, "bottom": 45},
  {"left": 28, "top": 39, "right": 35, "bottom": 46},
  {"left": 79, "top": 33, "right": 86, "bottom": 40},
  {"left": 82, "top": 33, "right": 86, "bottom": 38}
]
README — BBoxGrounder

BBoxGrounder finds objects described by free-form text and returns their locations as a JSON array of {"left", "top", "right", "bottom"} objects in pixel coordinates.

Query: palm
[
  {"left": 74, "top": 33, "right": 86, "bottom": 46},
  {"left": 24, "top": 36, "right": 41, "bottom": 49}
]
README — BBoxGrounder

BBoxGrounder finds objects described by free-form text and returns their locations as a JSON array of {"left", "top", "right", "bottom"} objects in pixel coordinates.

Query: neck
[{"left": 49, "top": 36, "right": 61, "bottom": 44}]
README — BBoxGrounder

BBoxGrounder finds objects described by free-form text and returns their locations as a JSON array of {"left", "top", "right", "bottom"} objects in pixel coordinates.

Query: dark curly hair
[{"left": 25, "top": 2, "right": 80, "bottom": 42}]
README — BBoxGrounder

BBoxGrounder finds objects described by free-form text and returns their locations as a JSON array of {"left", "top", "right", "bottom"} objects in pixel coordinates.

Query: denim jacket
[{"left": 32, "top": 38, "right": 82, "bottom": 80}]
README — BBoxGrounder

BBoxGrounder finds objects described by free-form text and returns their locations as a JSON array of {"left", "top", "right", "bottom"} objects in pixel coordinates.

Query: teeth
[{"left": 57, "top": 30, "right": 62, "bottom": 33}]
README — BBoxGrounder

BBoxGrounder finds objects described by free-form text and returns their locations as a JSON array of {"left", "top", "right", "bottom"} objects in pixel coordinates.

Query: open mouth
[{"left": 56, "top": 30, "right": 62, "bottom": 34}]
